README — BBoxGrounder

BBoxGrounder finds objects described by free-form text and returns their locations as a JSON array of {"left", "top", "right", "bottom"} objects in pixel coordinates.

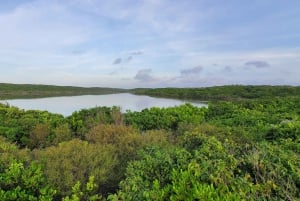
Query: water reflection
[{"left": 1, "top": 93, "right": 207, "bottom": 116}]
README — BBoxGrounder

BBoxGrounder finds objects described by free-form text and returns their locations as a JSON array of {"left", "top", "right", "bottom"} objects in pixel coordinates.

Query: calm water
[{"left": 1, "top": 93, "right": 207, "bottom": 116}]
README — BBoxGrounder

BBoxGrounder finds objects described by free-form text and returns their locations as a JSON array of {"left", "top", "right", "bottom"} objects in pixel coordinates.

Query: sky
[{"left": 0, "top": 0, "right": 299, "bottom": 88}]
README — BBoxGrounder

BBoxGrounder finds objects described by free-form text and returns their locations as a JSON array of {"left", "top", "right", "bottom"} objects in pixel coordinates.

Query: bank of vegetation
[
  {"left": 0, "top": 85, "right": 299, "bottom": 200},
  {"left": 0, "top": 83, "right": 127, "bottom": 99},
  {"left": 132, "top": 85, "right": 300, "bottom": 101}
]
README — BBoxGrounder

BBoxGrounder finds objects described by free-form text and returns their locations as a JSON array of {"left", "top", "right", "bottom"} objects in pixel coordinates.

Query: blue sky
[{"left": 0, "top": 0, "right": 299, "bottom": 88}]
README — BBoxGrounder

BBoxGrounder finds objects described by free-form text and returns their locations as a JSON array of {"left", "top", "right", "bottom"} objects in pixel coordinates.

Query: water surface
[{"left": 1, "top": 93, "right": 207, "bottom": 116}]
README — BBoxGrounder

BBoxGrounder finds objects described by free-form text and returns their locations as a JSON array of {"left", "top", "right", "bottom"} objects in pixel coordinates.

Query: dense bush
[
  {"left": 0, "top": 137, "right": 56, "bottom": 200},
  {"left": 32, "top": 139, "right": 117, "bottom": 198},
  {"left": 110, "top": 132, "right": 300, "bottom": 200},
  {"left": 125, "top": 103, "right": 206, "bottom": 131},
  {"left": 0, "top": 103, "right": 67, "bottom": 148},
  {"left": 0, "top": 86, "right": 299, "bottom": 200}
]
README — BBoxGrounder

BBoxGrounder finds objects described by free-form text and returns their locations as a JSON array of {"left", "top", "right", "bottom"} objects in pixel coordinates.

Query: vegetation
[
  {"left": 0, "top": 85, "right": 299, "bottom": 200},
  {"left": 0, "top": 83, "right": 127, "bottom": 99},
  {"left": 132, "top": 85, "right": 300, "bottom": 101}
]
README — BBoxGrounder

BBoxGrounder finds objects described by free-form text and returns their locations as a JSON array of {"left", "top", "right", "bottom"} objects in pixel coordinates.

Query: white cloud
[
  {"left": 0, "top": 0, "right": 299, "bottom": 88},
  {"left": 0, "top": 1, "right": 91, "bottom": 51}
]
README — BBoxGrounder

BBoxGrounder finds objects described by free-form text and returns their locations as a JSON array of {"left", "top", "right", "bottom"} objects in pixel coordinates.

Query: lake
[{"left": 1, "top": 93, "right": 207, "bottom": 116}]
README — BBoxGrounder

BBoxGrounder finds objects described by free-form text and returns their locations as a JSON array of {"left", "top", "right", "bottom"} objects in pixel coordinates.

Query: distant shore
[
  {"left": 1, "top": 83, "right": 299, "bottom": 101},
  {"left": 0, "top": 83, "right": 128, "bottom": 100}
]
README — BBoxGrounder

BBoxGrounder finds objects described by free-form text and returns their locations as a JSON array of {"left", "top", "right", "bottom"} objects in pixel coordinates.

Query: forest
[{"left": 0, "top": 85, "right": 299, "bottom": 200}]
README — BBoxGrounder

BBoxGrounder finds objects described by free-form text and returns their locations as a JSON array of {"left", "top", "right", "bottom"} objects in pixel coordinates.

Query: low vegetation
[
  {"left": 0, "top": 85, "right": 299, "bottom": 200},
  {"left": 132, "top": 85, "right": 300, "bottom": 101},
  {"left": 0, "top": 83, "right": 127, "bottom": 99}
]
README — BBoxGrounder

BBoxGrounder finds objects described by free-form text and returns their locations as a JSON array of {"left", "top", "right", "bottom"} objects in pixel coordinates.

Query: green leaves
[
  {"left": 62, "top": 176, "right": 101, "bottom": 201},
  {"left": 125, "top": 104, "right": 206, "bottom": 131},
  {"left": 0, "top": 160, "right": 56, "bottom": 201}
]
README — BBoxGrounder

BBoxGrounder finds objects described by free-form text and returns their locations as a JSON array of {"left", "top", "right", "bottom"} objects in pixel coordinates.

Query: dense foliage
[
  {"left": 0, "top": 85, "right": 299, "bottom": 200},
  {"left": 0, "top": 137, "right": 56, "bottom": 200},
  {"left": 125, "top": 103, "right": 206, "bottom": 131}
]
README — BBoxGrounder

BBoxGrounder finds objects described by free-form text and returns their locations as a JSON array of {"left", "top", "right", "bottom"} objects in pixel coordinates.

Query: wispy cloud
[
  {"left": 245, "top": 60, "right": 270, "bottom": 68},
  {"left": 112, "top": 50, "right": 143, "bottom": 65},
  {"left": 129, "top": 51, "right": 143, "bottom": 55},
  {"left": 222, "top": 66, "right": 233, "bottom": 73},
  {"left": 127, "top": 56, "right": 133, "bottom": 61},
  {"left": 162, "top": 65, "right": 206, "bottom": 86},
  {"left": 181, "top": 66, "right": 203, "bottom": 76}
]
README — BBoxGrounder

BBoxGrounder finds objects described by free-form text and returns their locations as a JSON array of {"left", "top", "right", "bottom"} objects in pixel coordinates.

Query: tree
[
  {"left": 52, "top": 123, "right": 72, "bottom": 144},
  {"left": 28, "top": 123, "right": 50, "bottom": 149}
]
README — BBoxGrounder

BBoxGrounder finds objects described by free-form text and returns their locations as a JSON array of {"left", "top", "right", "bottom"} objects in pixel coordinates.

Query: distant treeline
[
  {"left": 0, "top": 83, "right": 127, "bottom": 99},
  {"left": 131, "top": 85, "right": 300, "bottom": 101},
  {"left": 1, "top": 83, "right": 300, "bottom": 101}
]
